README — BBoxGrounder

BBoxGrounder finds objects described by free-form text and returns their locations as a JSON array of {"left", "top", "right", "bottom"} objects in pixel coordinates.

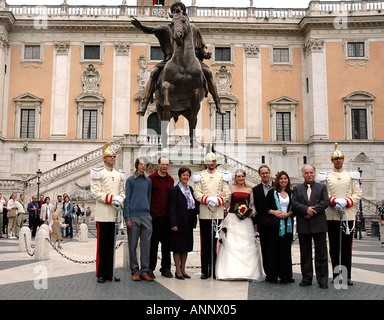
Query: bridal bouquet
[{"left": 234, "top": 200, "right": 253, "bottom": 220}]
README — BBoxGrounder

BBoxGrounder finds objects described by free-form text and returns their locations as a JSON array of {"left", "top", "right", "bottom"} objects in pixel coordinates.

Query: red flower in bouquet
[{"left": 234, "top": 199, "right": 253, "bottom": 220}]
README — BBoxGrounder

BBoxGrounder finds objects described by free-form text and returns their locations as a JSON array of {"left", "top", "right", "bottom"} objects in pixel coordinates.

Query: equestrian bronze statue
[{"left": 132, "top": 2, "right": 224, "bottom": 146}]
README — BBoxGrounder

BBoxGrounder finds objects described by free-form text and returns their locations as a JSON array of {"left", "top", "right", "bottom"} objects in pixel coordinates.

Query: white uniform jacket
[
  {"left": 90, "top": 167, "right": 126, "bottom": 222},
  {"left": 318, "top": 169, "right": 362, "bottom": 221},
  {"left": 192, "top": 169, "right": 231, "bottom": 220}
]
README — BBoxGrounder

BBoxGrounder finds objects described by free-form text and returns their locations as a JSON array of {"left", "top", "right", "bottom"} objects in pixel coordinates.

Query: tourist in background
[
  {"left": 7, "top": 193, "right": 20, "bottom": 239},
  {"left": 16, "top": 193, "right": 26, "bottom": 237},
  {"left": 0, "top": 193, "right": 5, "bottom": 238},
  {"left": 63, "top": 195, "right": 74, "bottom": 238},
  {"left": 377, "top": 203, "right": 384, "bottom": 247},
  {"left": 264, "top": 171, "right": 295, "bottom": 284},
  {"left": 54, "top": 195, "right": 65, "bottom": 237},
  {"left": 85, "top": 206, "right": 92, "bottom": 226},
  {"left": 27, "top": 195, "right": 40, "bottom": 237},
  {"left": 49, "top": 212, "right": 68, "bottom": 249},
  {"left": 169, "top": 167, "right": 199, "bottom": 280},
  {"left": 354, "top": 211, "right": 363, "bottom": 240},
  {"left": 40, "top": 196, "right": 53, "bottom": 225}
]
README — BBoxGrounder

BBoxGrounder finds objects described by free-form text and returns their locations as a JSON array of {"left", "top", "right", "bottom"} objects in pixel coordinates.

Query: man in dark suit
[
  {"left": 252, "top": 165, "right": 274, "bottom": 282},
  {"left": 292, "top": 165, "right": 330, "bottom": 289}
]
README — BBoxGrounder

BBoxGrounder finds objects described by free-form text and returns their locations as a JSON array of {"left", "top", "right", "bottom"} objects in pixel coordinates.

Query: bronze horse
[{"left": 155, "top": 12, "right": 207, "bottom": 147}]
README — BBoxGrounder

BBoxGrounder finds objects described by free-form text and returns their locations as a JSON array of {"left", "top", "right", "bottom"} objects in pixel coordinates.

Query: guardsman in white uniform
[
  {"left": 90, "top": 143, "right": 125, "bottom": 283},
  {"left": 192, "top": 146, "right": 231, "bottom": 279},
  {"left": 317, "top": 143, "right": 362, "bottom": 285}
]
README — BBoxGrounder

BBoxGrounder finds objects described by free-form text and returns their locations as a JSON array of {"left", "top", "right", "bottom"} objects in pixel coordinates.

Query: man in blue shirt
[{"left": 124, "top": 157, "right": 153, "bottom": 281}]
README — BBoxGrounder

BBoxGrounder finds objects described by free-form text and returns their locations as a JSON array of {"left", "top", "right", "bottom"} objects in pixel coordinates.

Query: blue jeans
[{"left": 64, "top": 215, "right": 73, "bottom": 238}]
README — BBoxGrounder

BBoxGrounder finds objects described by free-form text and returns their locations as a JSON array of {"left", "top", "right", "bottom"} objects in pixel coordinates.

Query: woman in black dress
[
  {"left": 264, "top": 171, "right": 295, "bottom": 284},
  {"left": 169, "top": 167, "right": 199, "bottom": 280}
]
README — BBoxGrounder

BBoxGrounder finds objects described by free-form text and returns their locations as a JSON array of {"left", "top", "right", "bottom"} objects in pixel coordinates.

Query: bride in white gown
[{"left": 216, "top": 169, "right": 265, "bottom": 281}]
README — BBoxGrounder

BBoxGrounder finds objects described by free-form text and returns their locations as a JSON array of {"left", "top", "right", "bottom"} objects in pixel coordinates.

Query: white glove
[
  {"left": 206, "top": 196, "right": 219, "bottom": 207},
  {"left": 112, "top": 195, "right": 124, "bottom": 206},
  {"left": 335, "top": 198, "right": 347, "bottom": 208}
]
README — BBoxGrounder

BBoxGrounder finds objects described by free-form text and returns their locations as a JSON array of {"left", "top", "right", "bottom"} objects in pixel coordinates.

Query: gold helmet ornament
[
  {"left": 331, "top": 143, "right": 344, "bottom": 160},
  {"left": 102, "top": 142, "right": 116, "bottom": 158},
  {"left": 205, "top": 144, "right": 217, "bottom": 163}
]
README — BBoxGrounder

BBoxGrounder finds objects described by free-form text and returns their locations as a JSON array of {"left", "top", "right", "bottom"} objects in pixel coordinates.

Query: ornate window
[
  {"left": 83, "top": 110, "right": 98, "bottom": 139},
  {"left": 343, "top": 40, "right": 370, "bottom": 67},
  {"left": 208, "top": 66, "right": 238, "bottom": 141},
  {"left": 343, "top": 91, "right": 375, "bottom": 140},
  {"left": 80, "top": 42, "right": 104, "bottom": 63},
  {"left": 269, "top": 45, "right": 293, "bottom": 68},
  {"left": 13, "top": 93, "right": 43, "bottom": 139},
  {"left": 150, "top": 46, "right": 164, "bottom": 61},
  {"left": 269, "top": 96, "right": 298, "bottom": 142},
  {"left": 20, "top": 42, "right": 44, "bottom": 63},
  {"left": 212, "top": 45, "right": 235, "bottom": 65},
  {"left": 216, "top": 111, "right": 231, "bottom": 141},
  {"left": 147, "top": 112, "right": 161, "bottom": 135},
  {"left": 20, "top": 109, "right": 35, "bottom": 138},
  {"left": 76, "top": 64, "right": 105, "bottom": 139}
]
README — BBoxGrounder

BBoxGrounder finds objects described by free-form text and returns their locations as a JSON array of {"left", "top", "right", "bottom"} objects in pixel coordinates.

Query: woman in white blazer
[{"left": 40, "top": 197, "right": 54, "bottom": 225}]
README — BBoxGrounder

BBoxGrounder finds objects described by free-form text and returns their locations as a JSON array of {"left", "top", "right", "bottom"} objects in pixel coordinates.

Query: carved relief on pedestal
[{"left": 134, "top": 54, "right": 149, "bottom": 101}]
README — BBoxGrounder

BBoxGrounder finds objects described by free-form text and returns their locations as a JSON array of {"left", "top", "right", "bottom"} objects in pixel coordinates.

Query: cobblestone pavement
[{"left": 0, "top": 228, "right": 383, "bottom": 306}]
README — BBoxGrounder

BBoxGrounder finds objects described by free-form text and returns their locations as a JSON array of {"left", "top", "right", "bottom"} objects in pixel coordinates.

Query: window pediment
[{"left": 343, "top": 91, "right": 375, "bottom": 102}]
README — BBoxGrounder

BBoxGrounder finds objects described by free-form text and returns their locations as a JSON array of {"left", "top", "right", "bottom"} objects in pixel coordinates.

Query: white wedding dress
[{"left": 216, "top": 192, "right": 265, "bottom": 281}]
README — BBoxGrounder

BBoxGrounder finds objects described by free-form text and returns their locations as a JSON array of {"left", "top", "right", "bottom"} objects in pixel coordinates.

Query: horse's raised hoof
[
  {"left": 217, "top": 105, "right": 226, "bottom": 115},
  {"left": 136, "top": 105, "right": 147, "bottom": 116}
]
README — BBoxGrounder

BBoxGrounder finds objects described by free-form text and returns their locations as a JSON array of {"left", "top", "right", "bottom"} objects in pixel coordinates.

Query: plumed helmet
[
  {"left": 102, "top": 142, "right": 116, "bottom": 158},
  {"left": 331, "top": 143, "right": 344, "bottom": 160},
  {"left": 205, "top": 144, "right": 217, "bottom": 163}
]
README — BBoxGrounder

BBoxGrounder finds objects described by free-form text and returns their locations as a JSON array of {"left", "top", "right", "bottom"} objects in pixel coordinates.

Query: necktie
[{"left": 307, "top": 184, "right": 312, "bottom": 200}]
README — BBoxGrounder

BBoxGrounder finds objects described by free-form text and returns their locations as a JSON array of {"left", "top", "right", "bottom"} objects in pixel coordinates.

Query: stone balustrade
[{"left": 1, "top": 1, "right": 383, "bottom": 22}]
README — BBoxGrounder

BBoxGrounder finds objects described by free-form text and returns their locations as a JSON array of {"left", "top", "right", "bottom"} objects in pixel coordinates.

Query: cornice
[
  {"left": 0, "top": 11, "right": 15, "bottom": 31},
  {"left": 300, "top": 14, "right": 384, "bottom": 33},
  {"left": 5, "top": 13, "right": 384, "bottom": 36}
]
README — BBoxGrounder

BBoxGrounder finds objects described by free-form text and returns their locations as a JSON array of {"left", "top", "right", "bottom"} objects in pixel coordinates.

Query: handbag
[{"left": 7, "top": 209, "right": 17, "bottom": 218}]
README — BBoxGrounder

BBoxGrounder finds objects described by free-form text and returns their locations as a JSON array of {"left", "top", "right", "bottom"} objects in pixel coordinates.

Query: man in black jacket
[
  {"left": 252, "top": 165, "right": 274, "bottom": 282},
  {"left": 292, "top": 165, "right": 330, "bottom": 289}
]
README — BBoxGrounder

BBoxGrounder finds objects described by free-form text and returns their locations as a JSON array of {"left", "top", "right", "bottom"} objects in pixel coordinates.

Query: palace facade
[{"left": 0, "top": 0, "right": 383, "bottom": 221}]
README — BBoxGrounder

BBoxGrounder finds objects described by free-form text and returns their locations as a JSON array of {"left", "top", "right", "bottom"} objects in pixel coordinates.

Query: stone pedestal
[
  {"left": 79, "top": 223, "right": 88, "bottom": 242},
  {"left": 34, "top": 229, "right": 50, "bottom": 260},
  {"left": 18, "top": 226, "right": 31, "bottom": 252}
]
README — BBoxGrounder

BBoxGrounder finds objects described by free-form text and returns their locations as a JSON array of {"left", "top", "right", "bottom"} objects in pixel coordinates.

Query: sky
[{"left": 5, "top": 0, "right": 316, "bottom": 9}]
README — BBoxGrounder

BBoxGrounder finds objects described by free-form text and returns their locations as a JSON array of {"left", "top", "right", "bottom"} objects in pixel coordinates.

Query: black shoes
[{"left": 97, "top": 276, "right": 120, "bottom": 283}]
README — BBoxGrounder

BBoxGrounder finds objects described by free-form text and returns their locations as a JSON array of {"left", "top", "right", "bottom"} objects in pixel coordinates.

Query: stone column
[
  {"left": 112, "top": 42, "right": 131, "bottom": 137},
  {"left": 244, "top": 44, "right": 262, "bottom": 141},
  {"left": 303, "top": 38, "right": 329, "bottom": 141},
  {"left": 51, "top": 41, "right": 71, "bottom": 138},
  {"left": 0, "top": 33, "right": 9, "bottom": 137}
]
